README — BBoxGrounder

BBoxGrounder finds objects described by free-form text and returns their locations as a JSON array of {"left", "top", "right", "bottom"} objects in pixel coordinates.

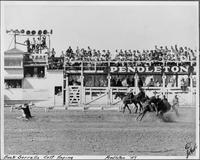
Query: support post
[
  {"left": 14, "top": 34, "right": 17, "bottom": 49},
  {"left": 39, "top": 35, "right": 42, "bottom": 54},
  {"left": 162, "top": 73, "right": 166, "bottom": 96},
  {"left": 107, "top": 61, "right": 111, "bottom": 107},
  {"left": 134, "top": 73, "right": 139, "bottom": 94},
  {"left": 190, "top": 74, "right": 194, "bottom": 106},
  {"left": 80, "top": 61, "right": 84, "bottom": 110},
  {"left": 189, "top": 73, "right": 193, "bottom": 90},
  {"left": 107, "top": 75, "right": 111, "bottom": 107},
  {"left": 48, "top": 34, "right": 51, "bottom": 54},
  {"left": 66, "top": 75, "right": 69, "bottom": 108}
]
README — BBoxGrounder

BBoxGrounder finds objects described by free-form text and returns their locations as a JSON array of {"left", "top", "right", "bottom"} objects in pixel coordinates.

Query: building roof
[{"left": 4, "top": 48, "right": 24, "bottom": 55}]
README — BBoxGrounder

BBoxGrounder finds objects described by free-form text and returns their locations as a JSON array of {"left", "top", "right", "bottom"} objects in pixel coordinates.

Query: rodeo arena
[{"left": 3, "top": 29, "right": 198, "bottom": 158}]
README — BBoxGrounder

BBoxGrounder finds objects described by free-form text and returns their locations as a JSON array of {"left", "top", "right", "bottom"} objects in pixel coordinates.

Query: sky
[{"left": 2, "top": 1, "right": 199, "bottom": 55}]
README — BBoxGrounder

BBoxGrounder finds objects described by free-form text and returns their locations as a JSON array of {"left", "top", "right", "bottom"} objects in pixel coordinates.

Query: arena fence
[
  {"left": 64, "top": 86, "right": 196, "bottom": 109},
  {"left": 63, "top": 60, "right": 197, "bottom": 109}
]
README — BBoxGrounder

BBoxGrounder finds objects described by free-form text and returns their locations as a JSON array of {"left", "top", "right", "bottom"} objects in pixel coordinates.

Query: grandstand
[{"left": 4, "top": 29, "right": 197, "bottom": 109}]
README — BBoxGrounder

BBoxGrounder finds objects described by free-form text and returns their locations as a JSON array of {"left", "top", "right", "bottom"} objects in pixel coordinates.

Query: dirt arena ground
[{"left": 4, "top": 107, "right": 196, "bottom": 156}]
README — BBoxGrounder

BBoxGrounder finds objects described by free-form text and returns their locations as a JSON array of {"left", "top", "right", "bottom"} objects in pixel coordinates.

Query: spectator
[
  {"left": 122, "top": 78, "right": 128, "bottom": 87},
  {"left": 66, "top": 46, "right": 73, "bottom": 59},
  {"left": 51, "top": 48, "right": 56, "bottom": 58},
  {"left": 148, "top": 78, "right": 154, "bottom": 87},
  {"left": 24, "top": 38, "right": 31, "bottom": 52},
  {"left": 60, "top": 51, "right": 65, "bottom": 57},
  {"left": 138, "top": 77, "right": 143, "bottom": 87},
  {"left": 31, "top": 38, "right": 36, "bottom": 51},
  {"left": 41, "top": 36, "right": 47, "bottom": 49},
  {"left": 180, "top": 78, "right": 185, "bottom": 90},
  {"left": 116, "top": 78, "right": 122, "bottom": 87},
  {"left": 131, "top": 77, "right": 135, "bottom": 87},
  {"left": 111, "top": 77, "right": 117, "bottom": 87},
  {"left": 36, "top": 37, "right": 41, "bottom": 51}
]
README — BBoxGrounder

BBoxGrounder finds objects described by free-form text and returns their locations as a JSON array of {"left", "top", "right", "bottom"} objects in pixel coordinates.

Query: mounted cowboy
[{"left": 127, "top": 87, "right": 134, "bottom": 101}]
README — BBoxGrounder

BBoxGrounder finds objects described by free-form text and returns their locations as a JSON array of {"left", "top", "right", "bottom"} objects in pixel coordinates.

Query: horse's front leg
[
  {"left": 133, "top": 102, "right": 138, "bottom": 113},
  {"left": 122, "top": 103, "right": 127, "bottom": 113},
  {"left": 122, "top": 104, "right": 125, "bottom": 113},
  {"left": 126, "top": 104, "right": 131, "bottom": 114},
  {"left": 139, "top": 110, "right": 148, "bottom": 121},
  {"left": 136, "top": 112, "right": 142, "bottom": 121},
  {"left": 153, "top": 104, "right": 158, "bottom": 116},
  {"left": 138, "top": 102, "right": 143, "bottom": 113}
]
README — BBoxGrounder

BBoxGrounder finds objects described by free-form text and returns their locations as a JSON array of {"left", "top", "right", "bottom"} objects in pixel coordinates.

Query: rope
[
  {"left": 85, "top": 93, "right": 107, "bottom": 105},
  {"left": 8, "top": 37, "right": 14, "bottom": 49}
]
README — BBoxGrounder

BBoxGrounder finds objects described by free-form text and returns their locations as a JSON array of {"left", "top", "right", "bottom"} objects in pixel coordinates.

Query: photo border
[{"left": 1, "top": 1, "right": 199, "bottom": 159}]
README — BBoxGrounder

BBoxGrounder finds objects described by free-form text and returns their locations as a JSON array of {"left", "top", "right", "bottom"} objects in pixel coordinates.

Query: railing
[
  {"left": 47, "top": 57, "right": 64, "bottom": 70},
  {"left": 24, "top": 53, "right": 48, "bottom": 65},
  {"left": 66, "top": 85, "right": 196, "bottom": 107}
]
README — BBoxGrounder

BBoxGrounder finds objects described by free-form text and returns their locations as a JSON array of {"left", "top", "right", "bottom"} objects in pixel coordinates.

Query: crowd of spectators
[
  {"left": 24, "top": 37, "right": 47, "bottom": 53},
  {"left": 46, "top": 45, "right": 197, "bottom": 70},
  {"left": 48, "top": 56, "right": 63, "bottom": 70},
  {"left": 58, "top": 45, "right": 197, "bottom": 62}
]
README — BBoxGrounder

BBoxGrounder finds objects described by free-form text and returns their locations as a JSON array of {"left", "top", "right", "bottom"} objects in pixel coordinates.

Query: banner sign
[{"left": 110, "top": 65, "right": 195, "bottom": 73}]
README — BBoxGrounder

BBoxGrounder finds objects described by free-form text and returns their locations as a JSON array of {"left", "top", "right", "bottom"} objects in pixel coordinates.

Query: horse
[
  {"left": 114, "top": 91, "right": 144, "bottom": 114},
  {"left": 136, "top": 96, "right": 172, "bottom": 121}
]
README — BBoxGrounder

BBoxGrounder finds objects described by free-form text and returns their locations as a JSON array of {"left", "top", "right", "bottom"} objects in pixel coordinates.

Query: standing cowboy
[
  {"left": 17, "top": 102, "right": 33, "bottom": 120},
  {"left": 172, "top": 95, "right": 179, "bottom": 116}
]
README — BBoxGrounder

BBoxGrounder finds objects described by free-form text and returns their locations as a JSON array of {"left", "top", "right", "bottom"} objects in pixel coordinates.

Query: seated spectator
[
  {"left": 180, "top": 78, "right": 186, "bottom": 91},
  {"left": 58, "top": 45, "right": 197, "bottom": 63},
  {"left": 111, "top": 77, "right": 117, "bottom": 87},
  {"left": 116, "top": 78, "right": 122, "bottom": 87},
  {"left": 122, "top": 78, "right": 128, "bottom": 87},
  {"left": 147, "top": 78, "right": 154, "bottom": 87},
  {"left": 155, "top": 80, "right": 160, "bottom": 87},
  {"left": 138, "top": 77, "right": 143, "bottom": 88}
]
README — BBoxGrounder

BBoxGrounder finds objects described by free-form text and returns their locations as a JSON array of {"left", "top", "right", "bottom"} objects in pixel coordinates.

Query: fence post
[
  {"left": 80, "top": 61, "right": 84, "bottom": 110},
  {"left": 190, "top": 74, "right": 195, "bottom": 106},
  {"left": 134, "top": 73, "right": 139, "bottom": 94},
  {"left": 162, "top": 73, "right": 166, "bottom": 95},
  {"left": 107, "top": 61, "right": 111, "bottom": 108},
  {"left": 107, "top": 75, "right": 111, "bottom": 107}
]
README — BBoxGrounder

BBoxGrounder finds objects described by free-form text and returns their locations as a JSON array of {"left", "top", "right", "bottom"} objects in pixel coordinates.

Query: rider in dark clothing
[
  {"left": 137, "top": 87, "right": 145, "bottom": 101},
  {"left": 127, "top": 88, "right": 134, "bottom": 101},
  {"left": 163, "top": 95, "right": 168, "bottom": 101},
  {"left": 148, "top": 94, "right": 160, "bottom": 114}
]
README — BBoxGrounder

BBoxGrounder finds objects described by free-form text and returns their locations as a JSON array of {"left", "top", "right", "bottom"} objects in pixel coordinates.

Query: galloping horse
[
  {"left": 136, "top": 96, "right": 172, "bottom": 121},
  {"left": 114, "top": 90, "right": 145, "bottom": 114}
]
